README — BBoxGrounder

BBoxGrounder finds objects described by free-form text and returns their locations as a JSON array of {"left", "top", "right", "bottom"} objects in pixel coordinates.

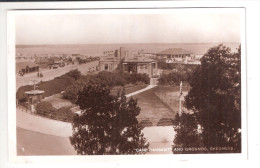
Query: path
[
  {"left": 125, "top": 84, "right": 157, "bottom": 98},
  {"left": 125, "top": 78, "right": 158, "bottom": 98}
]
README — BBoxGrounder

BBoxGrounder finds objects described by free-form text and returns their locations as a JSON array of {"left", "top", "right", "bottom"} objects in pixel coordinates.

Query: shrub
[
  {"left": 157, "top": 118, "right": 174, "bottom": 126},
  {"left": 16, "top": 73, "right": 75, "bottom": 102},
  {"left": 35, "top": 101, "right": 56, "bottom": 116},
  {"left": 67, "top": 69, "right": 81, "bottom": 80},
  {"left": 158, "top": 71, "right": 192, "bottom": 85},
  {"left": 54, "top": 106, "right": 76, "bottom": 122},
  {"left": 139, "top": 119, "right": 153, "bottom": 127}
]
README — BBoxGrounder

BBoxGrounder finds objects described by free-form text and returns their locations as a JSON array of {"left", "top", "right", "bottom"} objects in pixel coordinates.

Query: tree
[
  {"left": 35, "top": 101, "right": 56, "bottom": 116},
  {"left": 70, "top": 84, "right": 149, "bottom": 155},
  {"left": 172, "top": 113, "right": 204, "bottom": 154},
  {"left": 67, "top": 69, "right": 82, "bottom": 80},
  {"left": 182, "top": 44, "right": 241, "bottom": 153}
]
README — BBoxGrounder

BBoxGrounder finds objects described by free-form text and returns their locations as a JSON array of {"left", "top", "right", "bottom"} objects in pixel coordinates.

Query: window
[{"left": 105, "top": 64, "right": 108, "bottom": 70}]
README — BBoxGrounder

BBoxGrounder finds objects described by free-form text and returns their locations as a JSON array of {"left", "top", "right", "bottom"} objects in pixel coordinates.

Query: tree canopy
[
  {"left": 70, "top": 84, "right": 149, "bottom": 155},
  {"left": 173, "top": 44, "right": 241, "bottom": 153}
]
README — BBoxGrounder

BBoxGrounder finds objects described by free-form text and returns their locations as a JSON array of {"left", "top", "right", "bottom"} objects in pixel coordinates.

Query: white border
[{"left": 1, "top": 1, "right": 259, "bottom": 168}]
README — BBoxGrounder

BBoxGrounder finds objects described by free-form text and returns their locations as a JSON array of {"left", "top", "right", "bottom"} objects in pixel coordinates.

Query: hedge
[
  {"left": 16, "top": 70, "right": 78, "bottom": 102},
  {"left": 35, "top": 101, "right": 76, "bottom": 122}
]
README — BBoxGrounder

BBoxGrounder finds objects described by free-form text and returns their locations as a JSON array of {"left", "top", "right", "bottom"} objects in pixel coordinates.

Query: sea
[{"left": 16, "top": 43, "right": 240, "bottom": 56}]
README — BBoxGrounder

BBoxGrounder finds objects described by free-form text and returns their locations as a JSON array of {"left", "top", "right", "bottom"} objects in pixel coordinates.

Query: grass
[
  {"left": 129, "top": 85, "right": 192, "bottom": 126},
  {"left": 131, "top": 87, "right": 175, "bottom": 126},
  {"left": 153, "top": 85, "right": 192, "bottom": 113},
  {"left": 44, "top": 93, "right": 73, "bottom": 109},
  {"left": 110, "top": 84, "right": 148, "bottom": 96}
]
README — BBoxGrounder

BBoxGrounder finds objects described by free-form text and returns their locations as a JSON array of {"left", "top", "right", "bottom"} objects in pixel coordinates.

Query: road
[{"left": 16, "top": 61, "right": 99, "bottom": 90}]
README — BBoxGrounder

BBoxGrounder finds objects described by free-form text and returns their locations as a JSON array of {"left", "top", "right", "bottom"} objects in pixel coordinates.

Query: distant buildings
[
  {"left": 156, "top": 48, "right": 194, "bottom": 63},
  {"left": 99, "top": 47, "right": 158, "bottom": 78}
]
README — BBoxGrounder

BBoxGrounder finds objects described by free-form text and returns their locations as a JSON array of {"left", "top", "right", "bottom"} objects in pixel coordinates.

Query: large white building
[{"left": 156, "top": 48, "right": 194, "bottom": 63}]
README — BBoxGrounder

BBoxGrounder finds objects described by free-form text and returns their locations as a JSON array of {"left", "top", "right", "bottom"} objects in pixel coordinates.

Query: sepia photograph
[{"left": 11, "top": 8, "right": 245, "bottom": 157}]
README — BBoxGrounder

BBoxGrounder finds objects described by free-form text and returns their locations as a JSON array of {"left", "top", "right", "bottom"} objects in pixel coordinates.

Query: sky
[{"left": 15, "top": 10, "right": 242, "bottom": 45}]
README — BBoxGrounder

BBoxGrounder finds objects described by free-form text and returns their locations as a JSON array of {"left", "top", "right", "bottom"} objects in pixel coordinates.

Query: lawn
[
  {"left": 131, "top": 87, "right": 175, "bottom": 126},
  {"left": 110, "top": 84, "right": 148, "bottom": 96},
  {"left": 153, "top": 85, "right": 192, "bottom": 113},
  {"left": 44, "top": 93, "right": 73, "bottom": 109},
  {"left": 131, "top": 85, "right": 192, "bottom": 126}
]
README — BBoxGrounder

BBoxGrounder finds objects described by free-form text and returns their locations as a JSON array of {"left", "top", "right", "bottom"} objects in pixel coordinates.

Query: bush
[
  {"left": 67, "top": 69, "right": 81, "bottom": 80},
  {"left": 139, "top": 119, "right": 153, "bottom": 127},
  {"left": 35, "top": 101, "right": 56, "bottom": 116},
  {"left": 53, "top": 106, "right": 76, "bottom": 122},
  {"left": 158, "top": 60, "right": 199, "bottom": 70},
  {"left": 63, "top": 71, "right": 150, "bottom": 102},
  {"left": 158, "top": 71, "right": 192, "bottom": 85},
  {"left": 157, "top": 118, "right": 174, "bottom": 126},
  {"left": 16, "top": 72, "right": 76, "bottom": 102}
]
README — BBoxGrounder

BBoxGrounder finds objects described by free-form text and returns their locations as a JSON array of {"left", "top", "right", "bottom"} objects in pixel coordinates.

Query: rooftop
[
  {"left": 25, "top": 90, "right": 45, "bottom": 95},
  {"left": 123, "top": 57, "right": 156, "bottom": 63},
  {"left": 157, "top": 48, "right": 193, "bottom": 55}
]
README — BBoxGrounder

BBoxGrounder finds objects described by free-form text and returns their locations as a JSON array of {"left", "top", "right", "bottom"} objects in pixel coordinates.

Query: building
[
  {"left": 99, "top": 56, "right": 121, "bottom": 71},
  {"left": 99, "top": 47, "right": 158, "bottom": 77},
  {"left": 156, "top": 48, "right": 194, "bottom": 63},
  {"left": 25, "top": 89, "right": 45, "bottom": 113},
  {"left": 122, "top": 57, "right": 158, "bottom": 78},
  {"left": 16, "top": 61, "right": 40, "bottom": 75}
]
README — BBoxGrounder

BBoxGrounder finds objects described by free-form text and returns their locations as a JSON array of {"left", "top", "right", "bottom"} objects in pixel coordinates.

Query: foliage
[
  {"left": 158, "top": 60, "right": 199, "bottom": 70},
  {"left": 35, "top": 101, "right": 76, "bottom": 122},
  {"left": 63, "top": 78, "right": 88, "bottom": 103},
  {"left": 172, "top": 113, "right": 204, "bottom": 154},
  {"left": 158, "top": 71, "right": 192, "bottom": 85},
  {"left": 35, "top": 101, "right": 56, "bottom": 116},
  {"left": 53, "top": 106, "right": 76, "bottom": 122},
  {"left": 16, "top": 72, "right": 75, "bottom": 102},
  {"left": 182, "top": 44, "right": 241, "bottom": 153},
  {"left": 70, "top": 84, "right": 149, "bottom": 155},
  {"left": 157, "top": 118, "right": 174, "bottom": 126},
  {"left": 139, "top": 119, "right": 153, "bottom": 127},
  {"left": 64, "top": 71, "right": 150, "bottom": 102},
  {"left": 67, "top": 69, "right": 82, "bottom": 80}
]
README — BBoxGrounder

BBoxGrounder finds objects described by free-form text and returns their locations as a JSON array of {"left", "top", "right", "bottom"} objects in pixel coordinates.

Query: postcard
[{"left": 5, "top": 3, "right": 247, "bottom": 165}]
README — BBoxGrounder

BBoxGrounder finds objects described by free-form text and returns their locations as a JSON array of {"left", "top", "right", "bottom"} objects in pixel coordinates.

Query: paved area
[
  {"left": 17, "top": 127, "right": 76, "bottom": 156},
  {"left": 17, "top": 108, "right": 72, "bottom": 137}
]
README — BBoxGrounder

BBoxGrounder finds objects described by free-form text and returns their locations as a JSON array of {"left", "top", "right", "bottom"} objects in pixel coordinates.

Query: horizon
[{"left": 16, "top": 11, "right": 242, "bottom": 45}]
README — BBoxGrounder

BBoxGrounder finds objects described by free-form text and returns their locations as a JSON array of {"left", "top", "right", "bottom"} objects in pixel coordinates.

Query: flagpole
[{"left": 179, "top": 81, "right": 183, "bottom": 116}]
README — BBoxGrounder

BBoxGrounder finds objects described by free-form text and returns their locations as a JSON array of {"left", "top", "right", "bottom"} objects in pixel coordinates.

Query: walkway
[
  {"left": 125, "top": 77, "right": 158, "bottom": 98},
  {"left": 125, "top": 84, "right": 157, "bottom": 98}
]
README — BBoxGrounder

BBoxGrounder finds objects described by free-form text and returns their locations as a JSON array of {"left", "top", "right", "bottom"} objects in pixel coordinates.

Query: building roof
[
  {"left": 100, "top": 56, "right": 121, "bottom": 62},
  {"left": 16, "top": 61, "right": 39, "bottom": 72},
  {"left": 123, "top": 58, "right": 156, "bottom": 63},
  {"left": 25, "top": 90, "right": 45, "bottom": 95},
  {"left": 157, "top": 48, "right": 193, "bottom": 55}
]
